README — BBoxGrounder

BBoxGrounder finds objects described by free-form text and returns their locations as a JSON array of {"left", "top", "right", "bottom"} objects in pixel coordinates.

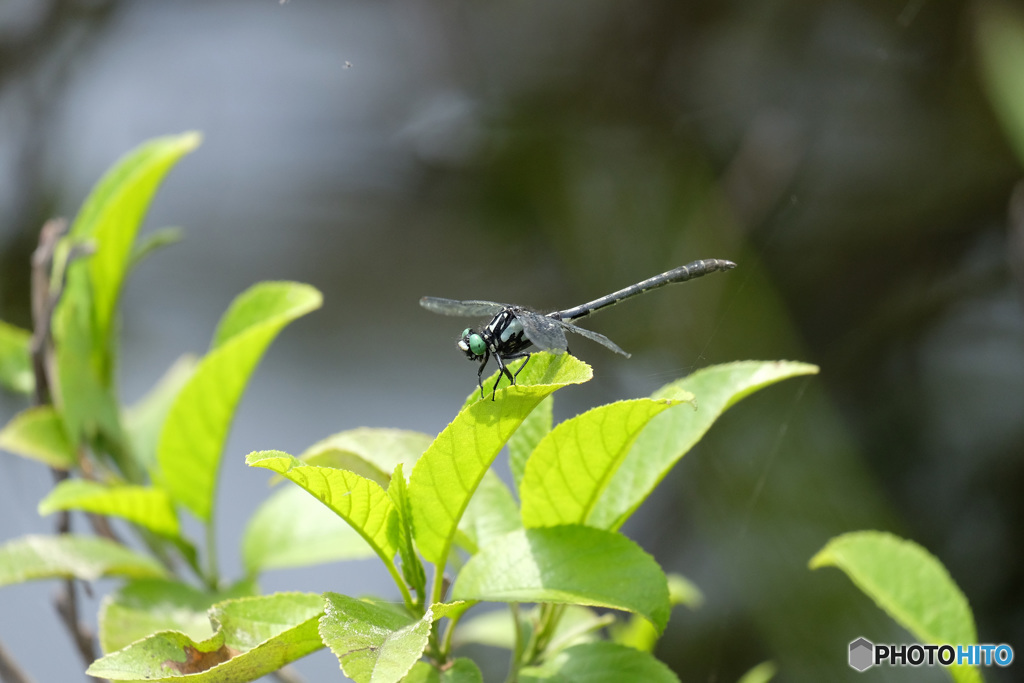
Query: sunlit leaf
[
  {"left": 0, "top": 534, "right": 166, "bottom": 586},
  {"left": 53, "top": 298, "right": 124, "bottom": 457},
  {"left": 453, "top": 526, "right": 670, "bottom": 634},
  {"left": 587, "top": 360, "right": 819, "bottom": 530},
  {"left": 389, "top": 462, "right": 427, "bottom": 597},
  {"left": 507, "top": 395, "right": 552, "bottom": 490},
  {"left": 459, "top": 470, "right": 522, "bottom": 554},
  {"left": 246, "top": 450, "right": 398, "bottom": 571},
  {"left": 319, "top": 592, "right": 431, "bottom": 683},
  {"left": 123, "top": 354, "right": 197, "bottom": 475},
  {"left": 519, "top": 642, "right": 679, "bottom": 683},
  {"left": 38, "top": 479, "right": 180, "bottom": 538},
  {"left": 158, "top": 282, "right": 322, "bottom": 521},
  {"left": 609, "top": 573, "right": 702, "bottom": 653},
  {"left": 0, "top": 406, "right": 77, "bottom": 469},
  {"left": 454, "top": 605, "right": 604, "bottom": 652},
  {"left": 737, "top": 661, "right": 777, "bottom": 683},
  {"left": 405, "top": 659, "right": 483, "bottom": 683},
  {"left": 409, "top": 353, "right": 591, "bottom": 565},
  {"left": 67, "top": 132, "right": 201, "bottom": 378},
  {"left": 88, "top": 592, "right": 323, "bottom": 681},
  {"left": 810, "top": 531, "right": 980, "bottom": 683},
  {"left": 99, "top": 578, "right": 258, "bottom": 654},
  {"left": 242, "top": 483, "right": 375, "bottom": 575},
  {"left": 0, "top": 320, "right": 33, "bottom": 395},
  {"left": 300, "top": 428, "right": 433, "bottom": 487},
  {"left": 520, "top": 399, "right": 677, "bottom": 528}
]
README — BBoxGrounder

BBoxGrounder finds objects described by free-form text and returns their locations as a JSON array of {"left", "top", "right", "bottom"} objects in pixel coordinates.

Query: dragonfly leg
[
  {"left": 491, "top": 353, "right": 518, "bottom": 400},
  {"left": 476, "top": 350, "right": 490, "bottom": 399},
  {"left": 511, "top": 353, "right": 531, "bottom": 380}
]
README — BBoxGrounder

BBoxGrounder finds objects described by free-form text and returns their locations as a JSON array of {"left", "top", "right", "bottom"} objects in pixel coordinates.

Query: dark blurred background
[{"left": 1, "top": 1, "right": 1022, "bottom": 681}]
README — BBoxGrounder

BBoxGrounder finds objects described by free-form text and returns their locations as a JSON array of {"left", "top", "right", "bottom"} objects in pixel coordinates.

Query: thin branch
[
  {"left": 0, "top": 639, "right": 35, "bottom": 683},
  {"left": 30, "top": 219, "right": 107, "bottom": 682}
]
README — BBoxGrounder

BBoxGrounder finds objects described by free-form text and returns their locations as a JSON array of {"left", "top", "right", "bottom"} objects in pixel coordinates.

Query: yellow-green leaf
[
  {"left": 246, "top": 450, "right": 399, "bottom": 571},
  {"left": 0, "top": 534, "right": 166, "bottom": 586},
  {"left": 0, "top": 406, "right": 77, "bottom": 469},
  {"left": 0, "top": 320, "right": 33, "bottom": 395},
  {"left": 157, "top": 282, "right": 321, "bottom": 521},
  {"left": 39, "top": 479, "right": 180, "bottom": 538},
  {"left": 810, "top": 531, "right": 980, "bottom": 683},
  {"left": 409, "top": 353, "right": 591, "bottom": 565}
]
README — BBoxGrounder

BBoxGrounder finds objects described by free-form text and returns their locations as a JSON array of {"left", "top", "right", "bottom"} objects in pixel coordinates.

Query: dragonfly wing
[
  {"left": 554, "top": 319, "right": 631, "bottom": 357},
  {"left": 419, "top": 297, "right": 507, "bottom": 317},
  {"left": 517, "top": 311, "right": 569, "bottom": 353}
]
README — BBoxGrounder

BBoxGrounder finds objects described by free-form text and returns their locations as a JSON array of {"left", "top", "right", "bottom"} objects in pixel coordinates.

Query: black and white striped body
[
  {"left": 425, "top": 257, "right": 736, "bottom": 399},
  {"left": 554, "top": 258, "right": 735, "bottom": 322}
]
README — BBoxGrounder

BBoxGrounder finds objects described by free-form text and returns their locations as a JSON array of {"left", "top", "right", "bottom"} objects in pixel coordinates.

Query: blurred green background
[{"left": 1, "top": 1, "right": 1021, "bottom": 681}]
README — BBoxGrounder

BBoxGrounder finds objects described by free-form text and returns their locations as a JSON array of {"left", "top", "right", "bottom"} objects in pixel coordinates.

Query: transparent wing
[
  {"left": 515, "top": 310, "right": 569, "bottom": 353},
  {"left": 552, "top": 318, "right": 631, "bottom": 357},
  {"left": 419, "top": 297, "right": 507, "bottom": 317}
]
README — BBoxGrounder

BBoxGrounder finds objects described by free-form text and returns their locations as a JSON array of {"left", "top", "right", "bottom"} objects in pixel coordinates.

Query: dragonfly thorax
[{"left": 457, "top": 308, "right": 531, "bottom": 361}]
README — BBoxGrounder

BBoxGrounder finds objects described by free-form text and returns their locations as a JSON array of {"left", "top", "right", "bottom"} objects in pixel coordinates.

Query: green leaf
[
  {"left": 0, "top": 406, "right": 77, "bottom": 469},
  {"left": 607, "top": 572, "right": 700, "bottom": 655},
  {"left": 520, "top": 399, "right": 678, "bottom": 528},
  {"left": 67, "top": 132, "right": 200, "bottom": 377},
  {"left": 810, "top": 531, "right": 980, "bottom": 683},
  {"left": 319, "top": 592, "right": 432, "bottom": 683},
  {"left": 587, "top": 360, "right": 819, "bottom": 530},
  {"left": 409, "top": 353, "right": 591, "bottom": 565},
  {"left": 519, "top": 642, "right": 679, "bottom": 683},
  {"left": 246, "top": 450, "right": 399, "bottom": 571},
  {"left": 976, "top": 0, "right": 1024, "bottom": 164},
  {"left": 123, "top": 354, "right": 198, "bottom": 475},
  {"left": 127, "top": 226, "right": 184, "bottom": 273},
  {"left": 737, "top": 661, "right": 777, "bottom": 683},
  {"left": 99, "top": 578, "right": 258, "bottom": 654},
  {"left": 389, "top": 463, "right": 428, "bottom": 597},
  {"left": 0, "top": 534, "right": 166, "bottom": 586},
  {"left": 53, "top": 298, "right": 125, "bottom": 455},
  {"left": 38, "top": 479, "right": 180, "bottom": 537},
  {"left": 609, "top": 574, "right": 700, "bottom": 653},
  {"left": 158, "top": 282, "right": 322, "bottom": 521},
  {"left": 404, "top": 659, "right": 483, "bottom": 683},
  {"left": 508, "top": 395, "right": 552, "bottom": 490},
  {"left": 454, "top": 605, "right": 604, "bottom": 652},
  {"left": 242, "top": 482, "right": 375, "bottom": 575},
  {"left": 452, "top": 526, "right": 670, "bottom": 634},
  {"left": 667, "top": 573, "right": 704, "bottom": 610},
  {"left": 301, "top": 428, "right": 434, "bottom": 487},
  {"left": 88, "top": 592, "right": 323, "bottom": 681},
  {"left": 0, "top": 320, "right": 33, "bottom": 394},
  {"left": 459, "top": 470, "right": 522, "bottom": 554}
]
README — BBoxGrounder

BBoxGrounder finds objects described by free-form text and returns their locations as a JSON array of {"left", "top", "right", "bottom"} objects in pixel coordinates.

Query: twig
[
  {"left": 29, "top": 218, "right": 66, "bottom": 406},
  {"left": 30, "top": 219, "right": 106, "bottom": 682},
  {"left": 0, "top": 639, "right": 35, "bottom": 683},
  {"left": 54, "top": 579, "right": 98, "bottom": 669}
]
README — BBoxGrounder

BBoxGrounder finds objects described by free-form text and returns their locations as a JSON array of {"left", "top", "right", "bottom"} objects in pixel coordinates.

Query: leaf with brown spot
[
  {"left": 162, "top": 643, "right": 240, "bottom": 674},
  {"left": 88, "top": 592, "right": 324, "bottom": 681}
]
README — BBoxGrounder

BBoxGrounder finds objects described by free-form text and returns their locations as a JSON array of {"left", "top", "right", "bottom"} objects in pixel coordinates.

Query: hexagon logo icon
[{"left": 849, "top": 637, "right": 874, "bottom": 671}]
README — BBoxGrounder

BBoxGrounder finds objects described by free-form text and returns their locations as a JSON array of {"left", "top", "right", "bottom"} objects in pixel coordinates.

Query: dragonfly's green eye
[{"left": 468, "top": 333, "right": 486, "bottom": 356}]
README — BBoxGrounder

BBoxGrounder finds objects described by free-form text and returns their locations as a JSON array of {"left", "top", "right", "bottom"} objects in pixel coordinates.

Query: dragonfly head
[{"left": 458, "top": 328, "right": 487, "bottom": 359}]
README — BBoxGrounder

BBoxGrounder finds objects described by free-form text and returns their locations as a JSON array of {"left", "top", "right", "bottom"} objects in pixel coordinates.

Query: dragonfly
[{"left": 420, "top": 258, "right": 736, "bottom": 399}]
